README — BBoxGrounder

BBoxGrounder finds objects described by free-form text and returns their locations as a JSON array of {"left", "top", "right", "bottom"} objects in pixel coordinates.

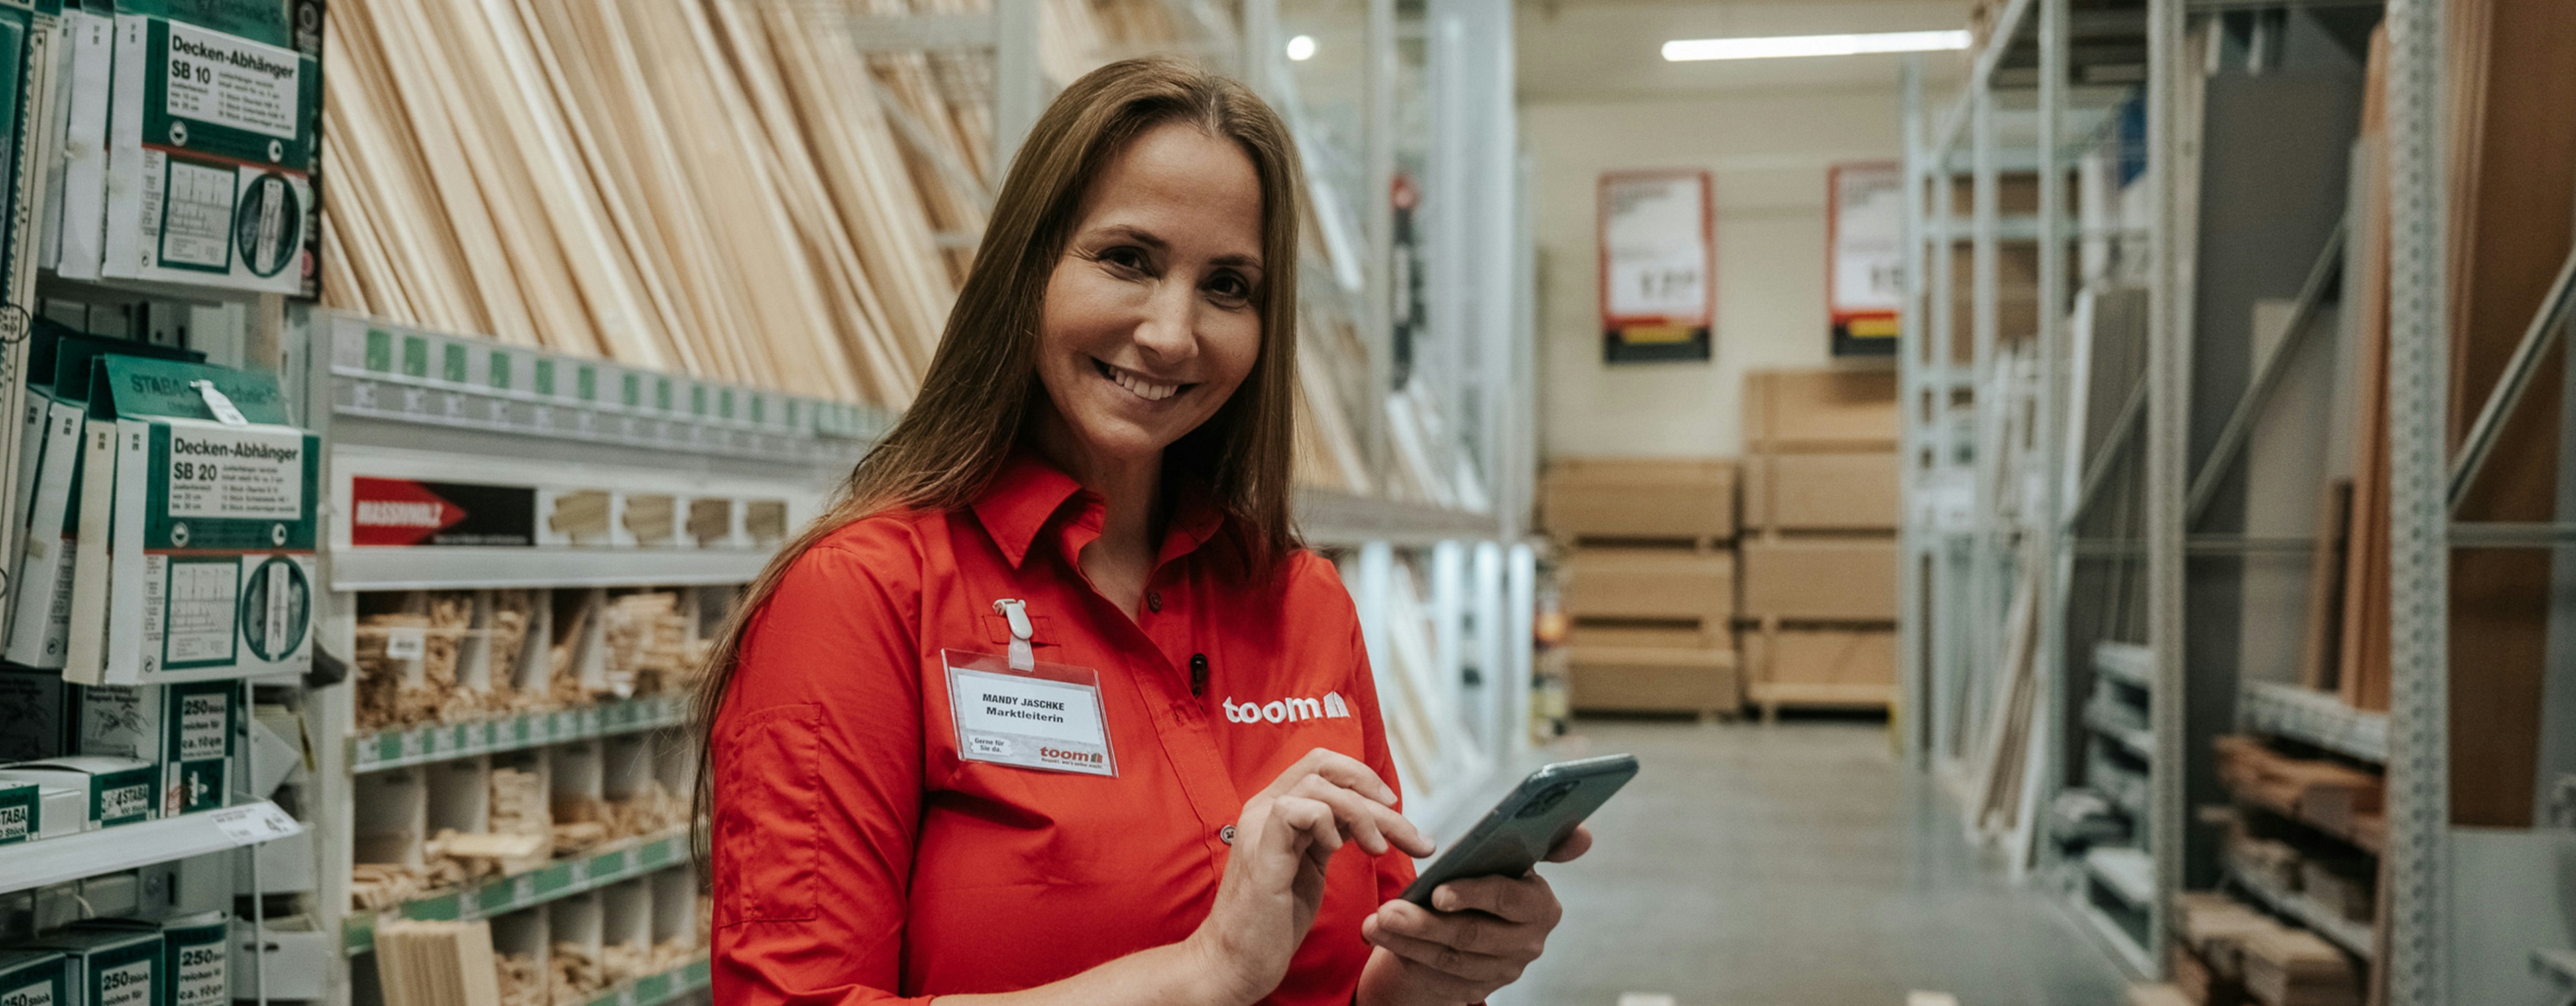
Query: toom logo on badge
[
  {"left": 1040, "top": 747, "right": 1102, "bottom": 765},
  {"left": 1222, "top": 691, "right": 1353, "bottom": 724}
]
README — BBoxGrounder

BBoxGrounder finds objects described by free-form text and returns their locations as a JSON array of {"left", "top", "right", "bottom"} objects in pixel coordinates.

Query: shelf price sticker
[
  {"left": 400, "top": 731, "right": 427, "bottom": 762},
  {"left": 568, "top": 858, "right": 590, "bottom": 885},
  {"left": 458, "top": 887, "right": 482, "bottom": 919},
  {"left": 512, "top": 874, "right": 537, "bottom": 904},
  {"left": 210, "top": 802, "right": 302, "bottom": 844}
]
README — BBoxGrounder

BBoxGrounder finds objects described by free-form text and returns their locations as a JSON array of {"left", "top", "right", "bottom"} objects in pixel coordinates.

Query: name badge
[{"left": 942, "top": 648, "right": 1118, "bottom": 777}]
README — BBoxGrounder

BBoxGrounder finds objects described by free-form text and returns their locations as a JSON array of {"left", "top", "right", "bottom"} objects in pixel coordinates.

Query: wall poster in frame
[{"left": 1598, "top": 170, "right": 1715, "bottom": 363}]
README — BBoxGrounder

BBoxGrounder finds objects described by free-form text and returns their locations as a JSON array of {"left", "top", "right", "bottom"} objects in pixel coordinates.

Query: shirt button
[
  {"left": 1219, "top": 824, "right": 1237, "bottom": 845},
  {"left": 1146, "top": 592, "right": 1163, "bottom": 613}
]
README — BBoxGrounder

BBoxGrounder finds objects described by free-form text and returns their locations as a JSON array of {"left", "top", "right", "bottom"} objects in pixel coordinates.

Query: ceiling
[{"left": 1515, "top": 0, "right": 1976, "bottom": 103}]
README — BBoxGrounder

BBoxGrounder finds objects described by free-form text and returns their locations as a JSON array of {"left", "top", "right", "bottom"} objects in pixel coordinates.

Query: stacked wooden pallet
[
  {"left": 1543, "top": 459, "right": 1740, "bottom": 718},
  {"left": 1737, "top": 369, "right": 1901, "bottom": 718}
]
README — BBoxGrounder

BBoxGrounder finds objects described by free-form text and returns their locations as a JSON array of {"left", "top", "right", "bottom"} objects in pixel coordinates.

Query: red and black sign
[{"left": 350, "top": 478, "right": 537, "bottom": 547}]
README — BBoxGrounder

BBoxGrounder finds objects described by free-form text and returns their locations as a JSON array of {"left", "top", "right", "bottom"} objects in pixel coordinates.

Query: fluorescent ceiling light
[
  {"left": 1286, "top": 34, "right": 1318, "bottom": 60},
  {"left": 1662, "top": 29, "right": 1971, "bottom": 62}
]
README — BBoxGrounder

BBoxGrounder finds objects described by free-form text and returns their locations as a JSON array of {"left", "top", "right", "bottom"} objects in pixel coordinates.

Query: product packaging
[
  {"left": 76, "top": 681, "right": 233, "bottom": 815},
  {"left": 62, "top": 357, "right": 317, "bottom": 686},
  {"left": 99, "top": 0, "right": 319, "bottom": 293},
  {"left": 157, "top": 913, "right": 227, "bottom": 1006},
  {"left": 0, "top": 951, "right": 68, "bottom": 1006},
  {"left": 48, "top": 1, "right": 109, "bottom": 278},
  {"left": 9, "top": 332, "right": 203, "bottom": 668},
  {"left": 0, "top": 668, "right": 67, "bottom": 761},
  {"left": 19, "top": 928, "right": 159, "bottom": 1006},
  {"left": 0, "top": 753, "right": 152, "bottom": 828}
]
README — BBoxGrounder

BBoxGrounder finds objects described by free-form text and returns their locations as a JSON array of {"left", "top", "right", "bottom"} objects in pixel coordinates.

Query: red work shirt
[{"left": 710, "top": 453, "right": 1415, "bottom": 1005}]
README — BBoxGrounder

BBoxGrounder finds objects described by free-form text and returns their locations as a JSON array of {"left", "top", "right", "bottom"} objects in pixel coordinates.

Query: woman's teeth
[{"left": 1102, "top": 361, "right": 1181, "bottom": 401}]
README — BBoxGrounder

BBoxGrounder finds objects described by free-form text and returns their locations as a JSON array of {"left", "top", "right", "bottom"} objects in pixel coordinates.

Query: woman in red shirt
[{"left": 692, "top": 57, "right": 1586, "bottom": 1005}]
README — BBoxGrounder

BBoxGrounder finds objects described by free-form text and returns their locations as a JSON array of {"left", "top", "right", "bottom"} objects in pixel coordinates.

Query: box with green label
[
  {"left": 76, "top": 681, "right": 233, "bottom": 816},
  {"left": 0, "top": 754, "right": 153, "bottom": 828},
  {"left": 156, "top": 914, "right": 225, "bottom": 1006},
  {"left": 98, "top": 0, "right": 319, "bottom": 294},
  {"left": 62, "top": 357, "right": 317, "bottom": 686},
  {"left": 0, "top": 951, "right": 66, "bottom": 1006},
  {"left": 21, "top": 928, "right": 158, "bottom": 1006}
]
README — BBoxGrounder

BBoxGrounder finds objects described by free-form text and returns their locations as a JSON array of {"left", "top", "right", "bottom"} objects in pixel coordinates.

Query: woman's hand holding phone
[
  {"left": 1187, "top": 748, "right": 1436, "bottom": 1006},
  {"left": 1356, "top": 827, "right": 1592, "bottom": 1006}
]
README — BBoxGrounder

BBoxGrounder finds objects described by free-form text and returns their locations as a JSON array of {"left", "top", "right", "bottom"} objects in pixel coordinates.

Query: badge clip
[{"left": 992, "top": 598, "right": 1036, "bottom": 671}]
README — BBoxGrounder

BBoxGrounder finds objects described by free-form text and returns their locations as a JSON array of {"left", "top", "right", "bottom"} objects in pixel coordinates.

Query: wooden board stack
[
  {"left": 1737, "top": 369, "right": 1902, "bottom": 718},
  {"left": 374, "top": 919, "right": 507, "bottom": 1006},
  {"left": 1542, "top": 458, "right": 1741, "bottom": 718},
  {"left": 321, "top": 0, "right": 958, "bottom": 406}
]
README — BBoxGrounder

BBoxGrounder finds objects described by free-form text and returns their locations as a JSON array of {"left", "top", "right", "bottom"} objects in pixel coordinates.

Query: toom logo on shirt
[{"left": 1222, "top": 691, "right": 1352, "bottom": 724}]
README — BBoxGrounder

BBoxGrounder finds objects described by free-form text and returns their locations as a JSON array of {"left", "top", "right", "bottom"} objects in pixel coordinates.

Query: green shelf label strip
[
  {"left": 342, "top": 831, "right": 694, "bottom": 956},
  {"left": 584, "top": 958, "right": 713, "bottom": 1006},
  {"left": 348, "top": 697, "right": 686, "bottom": 773}
]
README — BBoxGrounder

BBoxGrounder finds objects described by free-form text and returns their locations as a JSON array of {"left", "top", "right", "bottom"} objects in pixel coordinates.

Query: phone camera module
[{"left": 1514, "top": 780, "right": 1579, "bottom": 819}]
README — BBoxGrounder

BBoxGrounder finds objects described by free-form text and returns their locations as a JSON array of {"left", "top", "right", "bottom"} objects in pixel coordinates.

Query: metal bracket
[
  {"left": 2449, "top": 243, "right": 2576, "bottom": 510},
  {"left": 2186, "top": 222, "right": 2347, "bottom": 525}
]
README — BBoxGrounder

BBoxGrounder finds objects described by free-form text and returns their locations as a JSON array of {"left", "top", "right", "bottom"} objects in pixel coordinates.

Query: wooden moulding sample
[
  {"left": 1742, "top": 451, "right": 1900, "bottom": 531},
  {"left": 1563, "top": 645, "right": 1739, "bottom": 716},
  {"left": 1743, "top": 369, "right": 1900, "bottom": 453},
  {"left": 1561, "top": 548, "right": 1734, "bottom": 626},
  {"left": 1541, "top": 457, "right": 1735, "bottom": 543},
  {"left": 1737, "top": 538, "right": 1899, "bottom": 622},
  {"left": 2239, "top": 929, "right": 2361, "bottom": 1006}
]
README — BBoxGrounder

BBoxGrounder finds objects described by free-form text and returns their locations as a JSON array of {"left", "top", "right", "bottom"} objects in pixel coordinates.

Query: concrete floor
[{"left": 1488, "top": 718, "right": 2131, "bottom": 1006}]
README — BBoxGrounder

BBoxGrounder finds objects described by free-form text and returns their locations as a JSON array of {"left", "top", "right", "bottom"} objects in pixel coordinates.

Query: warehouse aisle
[{"left": 1493, "top": 720, "right": 2129, "bottom": 1006}]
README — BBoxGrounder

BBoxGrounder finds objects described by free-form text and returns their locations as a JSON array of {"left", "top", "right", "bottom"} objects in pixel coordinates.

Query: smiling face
[{"left": 1032, "top": 121, "right": 1267, "bottom": 476}]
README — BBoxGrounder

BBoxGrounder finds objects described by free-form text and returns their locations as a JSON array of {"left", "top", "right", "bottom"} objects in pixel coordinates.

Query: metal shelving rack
[{"left": 1902, "top": 0, "right": 2569, "bottom": 1001}]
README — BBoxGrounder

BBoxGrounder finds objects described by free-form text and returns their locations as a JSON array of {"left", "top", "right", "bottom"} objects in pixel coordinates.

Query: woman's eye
[
  {"left": 1206, "top": 272, "right": 1251, "bottom": 305},
  {"left": 1101, "top": 247, "right": 1149, "bottom": 272}
]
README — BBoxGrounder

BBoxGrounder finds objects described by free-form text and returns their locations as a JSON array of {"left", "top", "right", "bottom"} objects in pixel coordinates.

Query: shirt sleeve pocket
[{"left": 714, "top": 703, "right": 825, "bottom": 926}]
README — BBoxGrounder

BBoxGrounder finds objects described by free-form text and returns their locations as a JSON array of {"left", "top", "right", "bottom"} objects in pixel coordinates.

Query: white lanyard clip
[{"left": 992, "top": 598, "right": 1036, "bottom": 671}]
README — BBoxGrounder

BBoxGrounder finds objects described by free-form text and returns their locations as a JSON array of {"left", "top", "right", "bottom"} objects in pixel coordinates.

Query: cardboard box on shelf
[
  {"left": 0, "top": 754, "right": 155, "bottom": 828},
  {"left": 1738, "top": 538, "right": 1898, "bottom": 622},
  {"left": 1562, "top": 549, "right": 1733, "bottom": 627},
  {"left": 21, "top": 926, "right": 161, "bottom": 1006},
  {"left": 76, "top": 681, "right": 236, "bottom": 816},
  {"left": 1567, "top": 620, "right": 1730, "bottom": 651},
  {"left": 1743, "top": 452, "right": 1900, "bottom": 531},
  {"left": 1743, "top": 370, "right": 1898, "bottom": 452},
  {"left": 1742, "top": 625, "right": 1897, "bottom": 710},
  {"left": 2239, "top": 928, "right": 2359, "bottom": 1006},
  {"left": 1564, "top": 645, "right": 1739, "bottom": 716},
  {"left": 1542, "top": 457, "right": 1735, "bottom": 543}
]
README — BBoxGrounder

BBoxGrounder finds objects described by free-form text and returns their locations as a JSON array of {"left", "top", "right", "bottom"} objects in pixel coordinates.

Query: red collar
[{"left": 969, "top": 451, "right": 1230, "bottom": 571}]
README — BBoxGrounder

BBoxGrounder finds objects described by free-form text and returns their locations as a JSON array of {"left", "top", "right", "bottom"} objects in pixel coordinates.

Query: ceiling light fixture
[
  {"left": 1661, "top": 29, "right": 1971, "bottom": 62},
  {"left": 1286, "top": 34, "right": 1318, "bottom": 60}
]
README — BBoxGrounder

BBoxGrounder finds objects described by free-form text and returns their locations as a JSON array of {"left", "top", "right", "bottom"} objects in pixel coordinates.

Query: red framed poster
[
  {"left": 1598, "top": 170, "right": 1715, "bottom": 362},
  {"left": 1827, "top": 162, "right": 1904, "bottom": 357}
]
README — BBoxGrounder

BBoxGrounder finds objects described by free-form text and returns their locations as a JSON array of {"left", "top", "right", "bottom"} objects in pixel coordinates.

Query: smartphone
[{"left": 1398, "top": 753, "right": 1638, "bottom": 905}]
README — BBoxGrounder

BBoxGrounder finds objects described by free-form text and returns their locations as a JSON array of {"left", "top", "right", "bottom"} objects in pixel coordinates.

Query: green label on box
[
  {"left": 93, "top": 767, "right": 154, "bottom": 826},
  {"left": 488, "top": 352, "right": 511, "bottom": 391},
  {"left": 0, "top": 785, "right": 34, "bottom": 844},
  {"left": 655, "top": 378, "right": 672, "bottom": 412},
  {"left": 690, "top": 385, "right": 705, "bottom": 416},
  {"left": 365, "top": 330, "right": 392, "bottom": 372},
  {"left": 577, "top": 366, "right": 596, "bottom": 402},
  {"left": 622, "top": 373, "right": 640, "bottom": 409},
  {"left": 402, "top": 337, "right": 427, "bottom": 378},
  {"left": 535, "top": 359, "right": 556, "bottom": 397},
  {"left": 441, "top": 345, "right": 466, "bottom": 383}
]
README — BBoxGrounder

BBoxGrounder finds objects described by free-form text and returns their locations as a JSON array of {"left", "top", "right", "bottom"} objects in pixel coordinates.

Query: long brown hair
[{"left": 690, "top": 57, "right": 1305, "bottom": 860}]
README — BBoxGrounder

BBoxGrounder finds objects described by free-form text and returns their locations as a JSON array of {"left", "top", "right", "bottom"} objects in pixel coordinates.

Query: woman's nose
[{"left": 1133, "top": 280, "right": 1199, "bottom": 360}]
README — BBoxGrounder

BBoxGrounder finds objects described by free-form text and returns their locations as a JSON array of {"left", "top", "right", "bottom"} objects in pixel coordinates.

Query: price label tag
[
  {"left": 621, "top": 848, "right": 640, "bottom": 874},
  {"left": 352, "top": 383, "right": 377, "bottom": 409},
  {"left": 458, "top": 888, "right": 482, "bottom": 919},
  {"left": 402, "top": 387, "right": 427, "bottom": 414},
  {"left": 568, "top": 859, "right": 591, "bottom": 885},
  {"left": 533, "top": 406, "right": 554, "bottom": 431},
  {"left": 210, "top": 803, "right": 302, "bottom": 844},
  {"left": 488, "top": 399, "right": 510, "bottom": 425},
  {"left": 512, "top": 875, "right": 537, "bottom": 904},
  {"left": 400, "top": 731, "right": 427, "bottom": 761},
  {"left": 442, "top": 392, "right": 465, "bottom": 417},
  {"left": 616, "top": 988, "right": 637, "bottom": 1006},
  {"left": 386, "top": 628, "right": 427, "bottom": 661},
  {"left": 576, "top": 411, "right": 597, "bottom": 434}
]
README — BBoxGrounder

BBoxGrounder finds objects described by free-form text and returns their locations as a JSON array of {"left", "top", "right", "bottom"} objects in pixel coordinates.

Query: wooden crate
[
  {"left": 1737, "top": 537, "right": 1898, "bottom": 622},
  {"left": 1743, "top": 369, "right": 1898, "bottom": 453},
  {"left": 1742, "top": 451, "right": 1900, "bottom": 532},
  {"left": 1740, "top": 622, "right": 1896, "bottom": 717},
  {"left": 1564, "top": 644, "right": 1739, "bottom": 717},
  {"left": 1542, "top": 457, "right": 1735, "bottom": 545},
  {"left": 1562, "top": 547, "right": 1733, "bottom": 628}
]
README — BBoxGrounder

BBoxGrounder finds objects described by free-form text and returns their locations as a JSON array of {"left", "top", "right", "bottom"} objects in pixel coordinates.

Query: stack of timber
[
  {"left": 1542, "top": 458, "right": 1739, "bottom": 717},
  {"left": 1737, "top": 369, "right": 1900, "bottom": 718},
  {"left": 2166, "top": 892, "right": 2363, "bottom": 1006}
]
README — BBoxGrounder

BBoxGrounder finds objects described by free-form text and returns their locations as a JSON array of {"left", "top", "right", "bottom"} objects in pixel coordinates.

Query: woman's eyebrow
[{"left": 1091, "top": 224, "right": 1261, "bottom": 271}]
